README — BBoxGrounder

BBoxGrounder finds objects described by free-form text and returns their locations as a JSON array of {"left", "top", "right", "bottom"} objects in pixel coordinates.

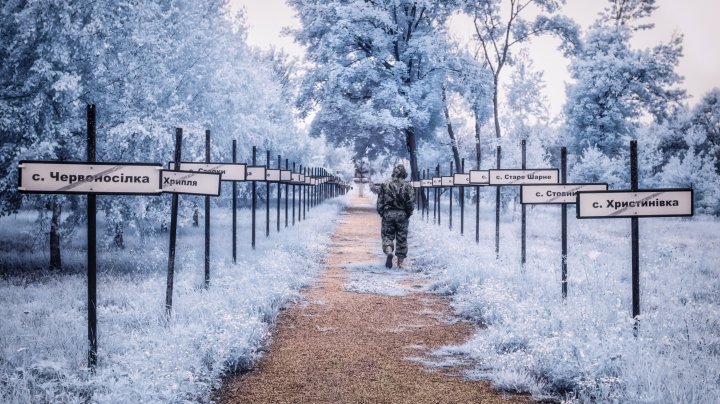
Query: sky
[{"left": 230, "top": 0, "right": 720, "bottom": 117}]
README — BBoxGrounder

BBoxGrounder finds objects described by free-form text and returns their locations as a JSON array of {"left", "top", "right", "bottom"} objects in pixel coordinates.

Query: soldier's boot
[
  {"left": 397, "top": 257, "right": 404, "bottom": 269},
  {"left": 384, "top": 246, "right": 393, "bottom": 269}
]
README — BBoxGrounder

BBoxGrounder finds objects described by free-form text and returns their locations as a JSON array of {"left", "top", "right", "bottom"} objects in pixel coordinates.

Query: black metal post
[
  {"left": 427, "top": 170, "right": 431, "bottom": 221},
  {"left": 298, "top": 165, "right": 303, "bottom": 223},
  {"left": 285, "top": 159, "right": 289, "bottom": 228},
  {"left": 303, "top": 167, "right": 307, "bottom": 220},
  {"left": 232, "top": 140, "right": 237, "bottom": 264},
  {"left": 460, "top": 158, "right": 465, "bottom": 235},
  {"left": 521, "top": 139, "right": 527, "bottom": 268},
  {"left": 423, "top": 169, "right": 428, "bottom": 220},
  {"left": 310, "top": 167, "right": 314, "bottom": 208},
  {"left": 292, "top": 163, "right": 296, "bottom": 226},
  {"left": 495, "top": 145, "right": 501, "bottom": 258},
  {"left": 422, "top": 169, "right": 427, "bottom": 220},
  {"left": 449, "top": 161, "right": 453, "bottom": 231},
  {"left": 266, "top": 150, "right": 270, "bottom": 238},
  {"left": 561, "top": 147, "right": 568, "bottom": 299},
  {"left": 251, "top": 146, "right": 256, "bottom": 249},
  {"left": 631, "top": 140, "right": 640, "bottom": 334},
  {"left": 277, "top": 155, "right": 281, "bottom": 232},
  {"left": 166, "top": 128, "right": 182, "bottom": 315},
  {"left": 433, "top": 168, "right": 437, "bottom": 224},
  {"left": 476, "top": 155, "right": 480, "bottom": 244},
  {"left": 204, "top": 130, "right": 210, "bottom": 288},
  {"left": 476, "top": 184, "right": 480, "bottom": 244},
  {"left": 86, "top": 104, "right": 97, "bottom": 370},
  {"left": 436, "top": 165, "right": 441, "bottom": 226}
]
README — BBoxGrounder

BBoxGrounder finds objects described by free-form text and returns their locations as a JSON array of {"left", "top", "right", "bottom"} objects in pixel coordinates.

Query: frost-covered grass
[
  {"left": 411, "top": 198, "right": 720, "bottom": 403},
  {"left": 0, "top": 196, "right": 346, "bottom": 403}
]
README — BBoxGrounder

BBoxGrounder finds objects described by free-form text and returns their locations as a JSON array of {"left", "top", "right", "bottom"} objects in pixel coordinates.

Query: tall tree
[
  {"left": 464, "top": 0, "right": 578, "bottom": 148},
  {"left": 441, "top": 47, "right": 493, "bottom": 170},
  {"left": 289, "top": 0, "right": 461, "bottom": 181},
  {"left": 564, "top": 0, "right": 686, "bottom": 158},
  {"left": 1, "top": 0, "right": 331, "bottom": 266},
  {"left": 688, "top": 88, "right": 720, "bottom": 173}
]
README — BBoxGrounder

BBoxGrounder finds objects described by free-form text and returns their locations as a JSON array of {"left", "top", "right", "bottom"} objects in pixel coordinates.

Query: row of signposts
[
  {"left": 16, "top": 105, "right": 349, "bottom": 369},
  {"left": 412, "top": 141, "right": 693, "bottom": 335}
]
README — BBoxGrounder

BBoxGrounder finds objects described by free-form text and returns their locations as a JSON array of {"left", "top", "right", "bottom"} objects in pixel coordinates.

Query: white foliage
[
  {"left": 0, "top": 199, "right": 347, "bottom": 402},
  {"left": 410, "top": 203, "right": 720, "bottom": 403}
]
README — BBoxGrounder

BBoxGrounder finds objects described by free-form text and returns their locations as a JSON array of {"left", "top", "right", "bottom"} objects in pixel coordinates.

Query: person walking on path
[{"left": 376, "top": 164, "right": 415, "bottom": 268}]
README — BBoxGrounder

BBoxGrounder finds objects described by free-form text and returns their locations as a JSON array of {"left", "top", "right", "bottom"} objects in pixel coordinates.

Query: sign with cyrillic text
[
  {"left": 441, "top": 176, "right": 454, "bottom": 186},
  {"left": 18, "top": 161, "right": 161, "bottom": 195},
  {"left": 169, "top": 162, "right": 246, "bottom": 181},
  {"left": 469, "top": 170, "right": 489, "bottom": 184},
  {"left": 432, "top": 177, "right": 442, "bottom": 187},
  {"left": 453, "top": 173, "right": 470, "bottom": 185},
  {"left": 160, "top": 170, "right": 221, "bottom": 196},
  {"left": 490, "top": 169, "right": 558, "bottom": 185},
  {"left": 266, "top": 169, "right": 281, "bottom": 182},
  {"left": 246, "top": 166, "right": 266, "bottom": 181},
  {"left": 576, "top": 189, "right": 694, "bottom": 218},
  {"left": 421, "top": 179, "right": 433, "bottom": 187},
  {"left": 521, "top": 183, "right": 608, "bottom": 204}
]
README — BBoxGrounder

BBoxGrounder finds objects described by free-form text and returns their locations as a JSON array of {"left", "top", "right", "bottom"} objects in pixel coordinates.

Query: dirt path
[{"left": 216, "top": 195, "right": 529, "bottom": 404}]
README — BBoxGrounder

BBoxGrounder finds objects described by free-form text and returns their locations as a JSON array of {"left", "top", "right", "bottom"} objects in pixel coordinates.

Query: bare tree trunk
[
  {"left": 114, "top": 223, "right": 124, "bottom": 249},
  {"left": 474, "top": 109, "right": 483, "bottom": 170},
  {"left": 49, "top": 196, "right": 62, "bottom": 270},
  {"left": 442, "top": 88, "right": 462, "bottom": 171},
  {"left": 492, "top": 76, "right": 502, "bottom": 140},
  {"left": 405, "top": 126, "right": 427, "bottom": 207}
]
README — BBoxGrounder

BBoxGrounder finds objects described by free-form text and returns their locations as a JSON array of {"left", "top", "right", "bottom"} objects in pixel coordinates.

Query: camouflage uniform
[{"left": 376, "top": 164, "right": 415, "bottom": 260}]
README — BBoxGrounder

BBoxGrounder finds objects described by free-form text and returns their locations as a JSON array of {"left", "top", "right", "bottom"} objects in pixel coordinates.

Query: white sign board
[
  {"left": 453, "top": 173, "right": 470, "bottom": 185},
  {"left": 432, "top": 177, "right": 442, "bottom": 187},
  {"left": 576, "top": 189, "right": 694, "bottom": 218},
  {"left": 281, "top": 170, "right": 292, "bottom": 181},
  {"left": 469, "top": 170, "right": 489, "bottom": 184},
  {"left": 169, "top": 162, "right": 246, "bottom": 181},
  {"left": 421, "top": 179, "right": 433, "bottom": 187},
  {"left": 412, "top": 181, "right": 421, "bottom": 188},
  {"left": 18, "top": 161, "right": 161, "bottom": 194},
  {"left": 490, "top": 169, "right": 558, "bottom": 185},
  {"left": 246, "top": 166, "right": 266, "bottom": 181},
  {"left": 266, "top": 169, "right": 281, "bottom": 182},
  {"left": 161, "top": 170, "right": 221, "bottom": 196},
  {"left": 521, "top": 183, "right": 608, "bottom": 204},
  {"left": 441, "top": 176, "right": 454, "bottom": 186}
]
